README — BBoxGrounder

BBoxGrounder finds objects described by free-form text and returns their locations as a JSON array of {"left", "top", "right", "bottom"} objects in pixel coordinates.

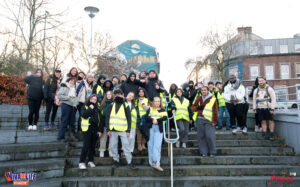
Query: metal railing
[{"left": 162, "top": 97, "right": 179, "bottom": 187}]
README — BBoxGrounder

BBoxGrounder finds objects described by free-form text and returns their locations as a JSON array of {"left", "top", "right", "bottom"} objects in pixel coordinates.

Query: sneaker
[
  {"left": 258, "top": 127, "right": 262, "bottom": 132},
  {"left": 242, "top": 127, "right": 248, "bottom": 135},
  {"left": 171, "top": 128, "right": 176, "bottom": 132},
  {"left": 232, "top": 127, "right": 241, "bottom": 135},
  {"left": 28, "top": 125, "right": 33, "bottom": 131},
  {"left": 254, "top": 125, "right": 259, "bottom": 132},
  {"left": 50, "top": 122, "right": 56, "bottom": 130},
  {"left": 141, "top": 144, "right": 146, "bottom": 150},
  {"left": 87, "top": 161, "right": 96, "bottom": 168},
  {"left": 200, "top": 154, "right": 207, "bottom": 157},
  {"left": 112, "top": 161, "right": 119, "bottom": 168},
  {"left": 99, "top": 151, "right": 104, "bottom": 158},
  {"left": 32, "top": 125, "right": 37, "bottom": 130},
  {"left": 269, "top": 133, "right": 275, "bottom": 141},
  {"left": 79, "top": 163, "right": 86, "bottom": 169},
  {"left": 226, "top": 126, "right": 230, "bottom": 130},
  {"left": 216, "top": 126, "right": 222, "bottom": 130},
  {"left": 153, "top": 165, "right": 164, "bottom": 171},
  {"left": 210, "top": 154, "right": 216, "bottom": 158},
  {"left": 175, "top": 141, "right": 180, "bottom": 148},
  {"left": 182, "top": 143, "right": 186, "bottom": 148},
  {"left": 138, "top": 144, "right": 143, "bottom": 151},
  {"left": 127, "top": 163, "right": 137, "bottom": 170},
  {"left": 44, "top": 123, "right": 49, "bottom": 130}
]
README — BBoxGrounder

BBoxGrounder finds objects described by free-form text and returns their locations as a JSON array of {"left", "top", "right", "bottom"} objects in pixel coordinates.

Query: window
[
  {"left": 264, "top": 46, "right": 272, "bottom": 54},
  {"left": 250, "top": 65, "right": 259, "bottom": 80},
  {"left": 250, "top": 46, "right": 258, "bottom": 55},
  {"left": 280, "top": 64, "right": 290, "bottom": 79},
  {"left": 274, "top": 86, "right": 288, "bottom": 101},
  {"left": 296, "top": 63, "right": 300, "bottom": 77},
  {"left": 280, "top": 45, "right": 288, "bottom": 53},
  {"left": 265, "top": 65, "right": 274, "bottom": 80},
  {"left": 295, "top": 44, "right": 300, "bottom": 52}
]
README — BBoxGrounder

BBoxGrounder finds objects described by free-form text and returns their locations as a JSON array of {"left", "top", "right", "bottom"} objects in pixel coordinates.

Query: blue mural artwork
[{"left": 117, "top": 40, "right": 159, "bottom": 73}]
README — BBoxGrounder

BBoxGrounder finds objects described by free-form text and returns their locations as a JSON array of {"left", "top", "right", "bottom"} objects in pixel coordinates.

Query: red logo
[{"left": 268, "top": 175, "right": 294, "bottom": 183}]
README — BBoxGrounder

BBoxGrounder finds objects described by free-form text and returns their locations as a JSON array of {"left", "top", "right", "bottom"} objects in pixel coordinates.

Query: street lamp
[
  {"left": 84, "top": 6, "right": 99, "bottom": 73},
  {"left": 42, "top": 10, "right": 49, "bottom": 71}
]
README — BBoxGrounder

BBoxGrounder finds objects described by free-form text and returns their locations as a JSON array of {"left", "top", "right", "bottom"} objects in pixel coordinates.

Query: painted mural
[{"left": 117, "top": 40, "right": 159, "bottom": 72}]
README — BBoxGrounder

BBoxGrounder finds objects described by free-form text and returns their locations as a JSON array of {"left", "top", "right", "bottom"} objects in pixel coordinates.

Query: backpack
[{"left": 256, "top": 86, "right": 271, "bottom": 102}]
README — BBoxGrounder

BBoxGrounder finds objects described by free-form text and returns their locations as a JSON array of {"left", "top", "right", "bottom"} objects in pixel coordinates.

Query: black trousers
[
  {"left": 226, "top": 103, "right": 247, "bottom": 128},
  {"left": 80, "top": 129, "right": 98, "bottom": 163},
  {"left": 168, "top": 110, "right": 175, "bottom": 129},
  {"left": 27, "top": 99, "right": 42, "bottom": 125},
  {"left": 45, "top": 99, "right": 58, "bottom": 123}
]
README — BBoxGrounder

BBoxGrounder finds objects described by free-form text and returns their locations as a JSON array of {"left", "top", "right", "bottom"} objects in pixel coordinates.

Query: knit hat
[{"left": 87, "top": 73, "right": 94, "bottom": 78}]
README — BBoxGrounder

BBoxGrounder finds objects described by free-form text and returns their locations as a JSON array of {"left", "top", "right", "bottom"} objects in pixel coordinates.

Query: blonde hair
[{"left": 153, "top": 97, "right": 164, "bottom": 109}]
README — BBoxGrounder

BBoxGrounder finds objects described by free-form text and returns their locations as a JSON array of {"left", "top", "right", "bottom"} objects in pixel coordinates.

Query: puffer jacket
[
  {"left": 253, "top": 84, "right": 276, "bottom": 110},
  {"left": 146, "top": 76, "right": 165, "bottom": 102},
  {"left": 121, "top": 72, "right": 144, "bottom": 97},
  {"left": 44, "top": 74, "right": 61, "bottom": 100},
  {"left": 58, "top": 83, "right": 79, "bottom": 107},
  {"left": 81, "top": 101, "right": 103, "bottom": 132},
  {"left": 24, "top": 74, "right": 44, "bottom": 101}
]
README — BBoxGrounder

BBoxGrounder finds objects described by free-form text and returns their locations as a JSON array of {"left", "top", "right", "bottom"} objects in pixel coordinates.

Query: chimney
[{"left": 237, "top": 27, "right": 252, "bottom": 34}]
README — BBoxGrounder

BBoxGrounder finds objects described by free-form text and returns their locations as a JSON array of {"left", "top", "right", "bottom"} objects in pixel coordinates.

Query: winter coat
[
  {"left": 24, "top": 75, "right": 44, "bottom": 101},
  {"left": 145, "top": 76, "right": 165, "bottom": 102},
  {"left": 121, "top": 72, "right": 144, "bottom": 97},
  {"left": 76, "top": 80, "right": 93, "bottom": 103},
  {"left": 92, "top": 74, "right": 106, "bottom": 103},
  {"left": 182, "top": 83, "right": 196, "bottom": 104},
  {"left": 191, "top": 93, "right": 218, "bottom": 124},
  {"left": 103, "top": 79, "right": 114, "bottom": 93},
  {"left": 223, "top": 80, "right": 246, "bottom": 104},
  {"left": 43, "top": 74, "right": 61, "bottom": 101},
  {"left": 105, "top": 97, "right": 132, "bottom": 133},
  {"left": 81, "top": 101, "right": 103, "bottom": 133},
  {"left": 253, "top": 84, "right": 276, "bottom": 110},
  {"left": 57, "top": 83, "right": 79, "bottom": 107}
]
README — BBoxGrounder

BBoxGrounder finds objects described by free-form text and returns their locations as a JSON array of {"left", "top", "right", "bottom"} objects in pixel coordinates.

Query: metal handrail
[{"left": 163, "top": 114, "right": 179, "bottom": 187}]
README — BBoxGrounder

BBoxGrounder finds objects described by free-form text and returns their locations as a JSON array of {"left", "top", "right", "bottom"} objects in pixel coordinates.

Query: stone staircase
[{"left": 0, "top": 104, "right": 300, "bottom": 186}]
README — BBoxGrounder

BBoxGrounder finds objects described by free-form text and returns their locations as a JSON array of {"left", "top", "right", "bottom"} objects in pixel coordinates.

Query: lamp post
[
  {"left": 43, "top": 10, "right": 49, "bottom": 72},
  {"left": 84, "top": 6, "right": 99, "bottom": 73}
]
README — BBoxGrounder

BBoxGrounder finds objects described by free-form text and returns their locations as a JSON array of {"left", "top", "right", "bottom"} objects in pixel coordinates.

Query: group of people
[{"left": 24, "top": 67, "right": 276, "bottom": 171}]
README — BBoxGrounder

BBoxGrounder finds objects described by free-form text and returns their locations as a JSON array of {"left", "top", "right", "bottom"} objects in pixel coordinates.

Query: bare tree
[
  {"left": 197, "top": 25, "right": 238, "bottom": 82},
  {"left": 1, "top": 0, "right": 65, "bottom": 71}
]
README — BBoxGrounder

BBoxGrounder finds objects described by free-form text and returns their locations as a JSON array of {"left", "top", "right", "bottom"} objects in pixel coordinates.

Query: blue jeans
[
  {"left": 58, "top": 103, "right": 76, "bottom": 140},
  {"left": 147, "top": 125, "right": 163, "bottom": 166},
  {"left": 218, "top": 106, "right": 230, "bottom": 127}
]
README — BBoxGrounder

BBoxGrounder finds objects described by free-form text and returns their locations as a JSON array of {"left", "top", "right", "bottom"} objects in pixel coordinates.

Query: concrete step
[
  {"left": 1, "top": 178, "right": 63, "bottom": 187},
  {"left": 68, "top": 147, "right": 294, "bottom": 157},
  {"left": 66, "top": 155, "right": 300, "bottom": 167},
  {"left": 0, "top": 142, "right": 66, "bottom": 161},
  {"left": 62, "top": 176, "right": 300, "bottom": 187},
  {"left": 0, "top": 117, "right": 60, "bottom": 130},
  {"left": 64, "top": 165, "right": 300, "bottom": 177},
  {"left": 0, "top": 158, "right": 65, "bottom": 184}
]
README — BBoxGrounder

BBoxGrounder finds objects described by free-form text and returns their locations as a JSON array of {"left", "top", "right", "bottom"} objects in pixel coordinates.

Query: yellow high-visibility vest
[
  {"left": 96, "top": 85, "right": 104, "bottom": 97},
  {"left": 216, "top": 91, "right": 226, "bottom": 107},
  {"left": 109, "top": 102, "right": 128, "bottom": 132},
  {"left": 202, "top": 97, "right": 216, "bottom": 122},
  {"left": 160, "top": 92, "right": 167, "bottom": 109},
  {"left": 131, "top": 106, "right": 137, "bottom": 129},
  {"left": 149, "top": 107, "right": 168, "bottom": 120},
  {"left": 173, "top": 97, "right": 190, "bottom": 122},
  {"left": 168, "top": 93, "right": 176, "bottom": 111},
  {"left": 136, "top": 97, "right": 148, "bottom": 116},
  {"left": 81, "top": 105, "right": 100, "bottom": 132}
]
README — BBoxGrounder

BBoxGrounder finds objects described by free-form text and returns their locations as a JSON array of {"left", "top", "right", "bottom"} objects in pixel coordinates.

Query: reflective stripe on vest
[
  {"left": 81, "top": 105, "right": 100, "bottom": 132},
  {"left": 202, "top": 97, "right": 216, "bottom": 122},
  {"left": 217, "top": 92, "right": 226, "bottom": 107},
  {"left": 150, "top": 107, "right": 168, "bottom": 120},
  {"left": 131, "top": 107, "right": 137, "bottom": 129},
  {"left": 137, "top": 98, "right": 148, "bottom": 116},
  {"left": 109, "top": 103, "right": 128, "bottom": 131},
  {"left": 160, "top": 93, "right": 167, "bottom": 109},
  {"left": 96, "top": 85, "right": 103, "bottom": 96},
  {"left": 173, "top": 97, "right": 190, "bottom": 122},
  {"left": 192, "top": 92, "right": 202, "bottom": 121}
]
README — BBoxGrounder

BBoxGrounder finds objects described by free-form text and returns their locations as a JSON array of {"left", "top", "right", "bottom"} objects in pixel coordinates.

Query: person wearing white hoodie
[{"left": 223, "top": 75, "right": 247, "bottom": 135}]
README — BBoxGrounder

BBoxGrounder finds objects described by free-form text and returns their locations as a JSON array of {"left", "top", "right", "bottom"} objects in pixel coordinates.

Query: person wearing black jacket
[
  {"left": 144, "top": 97, "right": 168, "bottom": 171},
  {"left": 121, "top": 72, "right": 145, "bottom": 97},
  {"left": 105, "top": 89, "right": 136, "bottom": 170},
  {"left": 24, "top": 69, "right": 44, "bottom": 131},
  {"left": 79, "top": 94, "right": 103, "bottom": 169},
  {"left": 103, "top": 79, "right": 114, "bottom": 93},
  {"left": 145, "top": 70, "right": 165, "bottom": 102},
  {"left": 92, "top": 74, "right": 106, "bottom": 104},
  {"left": 249, "top": 77, "right": 261, "bottom": 132},
  {"left": 43, "top": 68, "right": 62, "bottom": 130}
]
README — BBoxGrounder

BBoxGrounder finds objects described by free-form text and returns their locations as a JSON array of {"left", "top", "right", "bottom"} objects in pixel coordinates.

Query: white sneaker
[
  {"left": 99, "top": 151, "right": 104, "bottom": 158},
  {"left": 79, "top": 163, "right": 86, "bottom": 169},
  {"left": 171, "top": 128, "right": 176, "bottom": 132},
  {"left": 254, "top": 125, "right": 259, "bottom": 132},
  {"left": 32, "top": 125, "right": 37, "bottom": 130},
  {"left": 153, "top": 165, "right": 164, "bottom": 171},
  {"left": 182, "top": 143, "right": 186, "bottom": 148},
  {"left": 87, "top": 162, "right": 96, "bottom": 168},
  {"left": 175, "top": 141, "right": 180, "bottom": 148},
  {"left": 232, "top": 127, "right": 241, "bottom": 134},
  {"left": 28, "top": 125, "right": 33, "bottom": 130},
  {"left": 259, "top": 127, "right": 262, "bottom": 132},
  {"left": 242, "top": 127, "right": 248, "bottom": 134}
]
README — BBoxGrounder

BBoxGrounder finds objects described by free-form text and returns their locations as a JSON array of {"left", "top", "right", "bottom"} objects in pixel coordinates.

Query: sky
[{"left": 1, "top": 0, "right": 300, "bottom": 88}]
